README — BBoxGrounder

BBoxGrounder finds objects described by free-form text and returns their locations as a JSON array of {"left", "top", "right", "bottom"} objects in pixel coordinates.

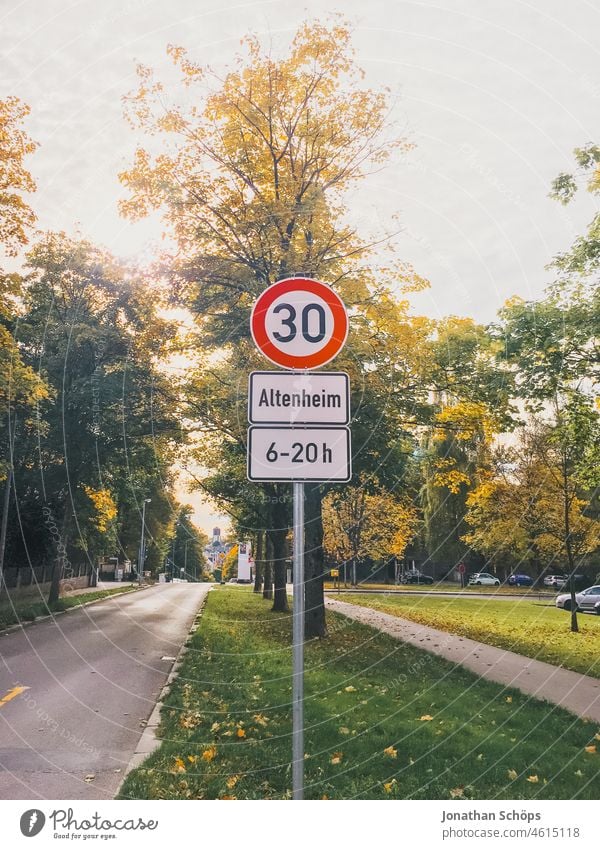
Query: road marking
[{"left": 0, "top": 685, "right": 29, "bottom": 708}]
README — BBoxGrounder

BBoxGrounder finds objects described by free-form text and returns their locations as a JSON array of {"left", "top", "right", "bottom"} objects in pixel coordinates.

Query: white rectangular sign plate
[
  {"left": 247, "top": 426, "right": 351, "bottom": 482},
  {"left": 248, "top": 371, "right": 350, "bottom": 425}
]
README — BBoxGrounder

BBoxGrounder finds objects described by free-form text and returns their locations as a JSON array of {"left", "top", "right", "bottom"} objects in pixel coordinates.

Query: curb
[
  {"left": 0, "top": 584, "right": 151, "bottom": 638},
  {"left": 118, "top": 587, "right": 212, "bottom": 790}
]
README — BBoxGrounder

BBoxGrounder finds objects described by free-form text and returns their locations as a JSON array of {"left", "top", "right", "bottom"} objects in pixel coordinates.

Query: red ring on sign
[{"left": 250, "top": 278, "right": 348, "bottom": 370}]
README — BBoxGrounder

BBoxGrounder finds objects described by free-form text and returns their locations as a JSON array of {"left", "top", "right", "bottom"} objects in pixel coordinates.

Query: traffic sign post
[
  {"left": 248, "top": 278, "right": 351, "bottom": 801},
  {"left": 248, "top": 371, "right": 350, "bottom": 425},
  {"left": 247, "top": 426, "right": 351, "bottom": 482},
  {"left": 250, "top": 277, "right": 348, "bottom": 370}
]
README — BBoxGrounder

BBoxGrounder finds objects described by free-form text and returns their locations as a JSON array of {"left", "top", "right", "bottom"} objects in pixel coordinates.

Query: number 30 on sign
[{"left": 250, "top": 277, "right": 349, "bottom": 370}]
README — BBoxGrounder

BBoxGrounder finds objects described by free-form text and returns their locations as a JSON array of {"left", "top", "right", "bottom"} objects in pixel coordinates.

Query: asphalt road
[{"left": 0, "top": 582, "right": 210, "bottom": 800}]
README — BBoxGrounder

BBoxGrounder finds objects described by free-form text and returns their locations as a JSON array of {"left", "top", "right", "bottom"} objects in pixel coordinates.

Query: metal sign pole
[{"left": 292, "top": 480, "right": 305, "bottom": 800}]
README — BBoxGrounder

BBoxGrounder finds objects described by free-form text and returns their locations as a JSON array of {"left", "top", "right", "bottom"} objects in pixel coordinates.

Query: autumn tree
[
  {"left": 418, "top": 317, "right": 513, "bottom": 569},
  {"left": 119, "top": 19, "right": 421, "bottom": 634},
  {"left": 11, "top": 233, "right": 183, "bottom": 601},
  {"left": 322, "top": 477, "right": 419, "bottom": 585},
  {"left": 0, "top": 97, "right": 49, "bottom": 593}
]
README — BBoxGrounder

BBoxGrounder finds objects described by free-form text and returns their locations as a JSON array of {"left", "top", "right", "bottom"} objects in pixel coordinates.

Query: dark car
[
  {"left": 401, "top": 571, "right": 434, "bottom": 585},
  {"left": 507, "top": 573, "right": 534, "bottom": 587}
]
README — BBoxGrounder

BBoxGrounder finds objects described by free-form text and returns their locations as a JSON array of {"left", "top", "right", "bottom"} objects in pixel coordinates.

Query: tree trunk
[
  {"left": 48, "top": 553, "right": 63, "bottom": 605},
  {"left": 263, "top": 532, "right": 273, "bottom": 600},
  {"left": 253, "top": 531, "right": 264, "bottom": 593},
  {"left": 304, "top": 483, "right": 327, "bottom": 638},
  {"left": 563, "top": 458, "right": 579, "bottom": 633},
  {"left": 271, "top": 526, "right": 289, "bottom": 612},
  {"left": 270, "top": 493, "right": 289, "bottom": 612}
]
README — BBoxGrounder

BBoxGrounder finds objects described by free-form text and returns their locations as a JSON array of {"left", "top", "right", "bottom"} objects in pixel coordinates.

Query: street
[{"left": 0, "top": 583, "right": 209, "bottom": 799}]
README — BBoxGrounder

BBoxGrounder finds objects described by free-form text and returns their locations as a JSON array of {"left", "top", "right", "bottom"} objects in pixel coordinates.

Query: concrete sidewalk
[{"left": 325, "top": 597, "right": 600, "bottom": 723}]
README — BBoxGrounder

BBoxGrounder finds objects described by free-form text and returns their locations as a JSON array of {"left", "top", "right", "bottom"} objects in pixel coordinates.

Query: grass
[
  {"left": 340, "top": 593, "right": 600, "bottom": 679},
  {"left": 0, "top": 584, "right": 139, "bottom": 630},
  {"left": 119, "top": 587, "right": 600, "bottom": 800},
  {"left": 325, "top": 580, "right": 553, "bottom": 596}
]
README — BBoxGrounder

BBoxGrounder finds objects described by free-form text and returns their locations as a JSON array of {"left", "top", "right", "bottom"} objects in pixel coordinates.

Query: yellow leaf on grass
[
  {"left": 526, "top": 775, "right": 539, "bottom": 783},
  {"left": 344, "top": 686, "right": 357, "bottom": 693},
  {"left": 450, "top": 786, "right": 464, "bottom": 798},
  {"left": 202, "top": 746, "right": 217, "bottom": 762},
  {"left": 187, "top": 755, "right": 198, "bottom": 764},
  {"left": 253, "top": 714, "right": 269, "bottom": 726},
  {"left": 339, "top": 727, "right": 351, "bottom": 735},
  {"left": 383, "top": 779, "right": 397, "bottom": 793},
  {"left": 594, "top": 733, "right": 600, "bottom": 741},
  {"left": 331, "top": 752, "right": 344, "bottom": 765},
  {"left": 507, "top": 769, "right": 518, "bottom": 781},
  {"left": 505, "top": 696, "right": 513, "bottom": 703},
  {"left": 172, "top": 757, "right": 186, "bottom": 773},
  {"left": 226, "top": 775, "right": 240, "bottom": 789},
  {"left": 419, "top": 715, "right": 434, "bottom": 721},
  {"left": 584, "top": 745, "right": 596, "bottom": 754},
  {"left": 383, "top": 746, "right": 398, "bottom": 759},
  {"left": 236, "top": 728, "right": 246, "bottom": 739}
]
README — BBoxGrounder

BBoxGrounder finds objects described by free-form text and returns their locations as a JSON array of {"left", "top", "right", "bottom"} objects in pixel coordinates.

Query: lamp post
[{"left": 138, "top": 498, "right": 151, "bottom": 585}]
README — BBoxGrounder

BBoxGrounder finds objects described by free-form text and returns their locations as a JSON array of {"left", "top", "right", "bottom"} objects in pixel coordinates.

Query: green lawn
[
  {"left": 0, "top": 584, "right": 139, "bottom": 630},
  {"left": 341, "top": 593, "right": 600, "bottom": 678},
  {"left": 119, "top": 587, "right": 600, "bottom": 800},
  {"left": 325, "top": 581, "right": 553, "bottom": 596}
]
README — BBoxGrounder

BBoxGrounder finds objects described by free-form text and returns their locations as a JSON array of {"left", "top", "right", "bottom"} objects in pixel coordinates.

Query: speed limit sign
[{"left": 250, "top": 277, "right": 348, "bottom": 370}]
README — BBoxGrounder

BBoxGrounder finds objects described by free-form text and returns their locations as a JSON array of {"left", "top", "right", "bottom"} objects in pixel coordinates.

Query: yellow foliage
[{"left": 83, "top": 486, "right": 117, "bottom": 532}]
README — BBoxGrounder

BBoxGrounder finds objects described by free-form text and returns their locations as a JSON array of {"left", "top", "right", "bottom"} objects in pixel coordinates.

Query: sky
[{"left": 2, "top": 0, "right": 598, "bottom": 533}]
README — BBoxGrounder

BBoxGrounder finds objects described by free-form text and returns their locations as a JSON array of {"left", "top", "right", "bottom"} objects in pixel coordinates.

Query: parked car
[
  {"left": 507, "top": 573, "right": 534, "bottom": 587},
  {"left": 543, "top": 574, "right": 568, "bottom": 588},
  {"left": 555, "top": 585, "right": 600, "bottom": 613},
  {"left": 401, "top": 571, "right": 434, "bottom": 585},
  {"left": 468, "top": 572, "right": 500, "bottom": 586}
]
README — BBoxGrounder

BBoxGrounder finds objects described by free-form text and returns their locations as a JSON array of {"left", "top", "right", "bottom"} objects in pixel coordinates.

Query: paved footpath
[
  {"left": 0, "top": 582, "right": 210, "bottom": 799},
  {"left": 326, "top": 597, "right": 600, "bottom": 723}
]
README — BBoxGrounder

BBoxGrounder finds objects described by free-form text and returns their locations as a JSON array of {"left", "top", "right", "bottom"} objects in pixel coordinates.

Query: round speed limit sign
[{"left": 250, "top": 277, "right": 348, "bottom": 370}]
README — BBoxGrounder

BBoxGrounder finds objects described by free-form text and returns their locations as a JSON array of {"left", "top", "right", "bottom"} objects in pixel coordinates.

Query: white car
[
  {"left": 468, "top": 572, "right": 500, "bottom": 587},
  {"left": 555, "top": 585, "right": 600, "bottom": 614},
  {"left": 544, "top": 574, "right": 567, "bottom": 588}
]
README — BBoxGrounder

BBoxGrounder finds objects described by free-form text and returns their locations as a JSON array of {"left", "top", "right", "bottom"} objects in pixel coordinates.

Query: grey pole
[
  {"left": 138, "top": 498, "right": 150, "bottom": 585},
  {"left": 292, "top": 480, "right": 305, "bottom": 800}
]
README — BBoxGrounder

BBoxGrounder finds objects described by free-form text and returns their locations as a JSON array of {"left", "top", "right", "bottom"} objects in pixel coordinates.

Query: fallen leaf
[
  {"left": 584, "top": 745, "right": 596, "bottom": 754},
  {"left": 526, "top": 775, "right": 539, "bottom": 783},
  {"left": 253, "top": 714, "right": 268, "bottom": 726},
  {"left": 202, "top": 745, "right": 217, "bottom": 762},
  {"left": 505, "top": 696, "right": 513, "bottom": 703},
  {"left": 507, "top": 769, "right": 518, "bottom": 781},
  {"left": 476, "top": 753, "right": 483, "bottom": 761},
  {"left": 339, "top": 727, "right": 351, "bottom": 735},
  {"left": 344, "top": 685, "right": 357, "bottom": 693},
  {"left": 226, "top": 775, "right": 240, "bottom": 789},
  {"left": 84, "top": 774, "right": 95, "bottom": 783},
  {"left": 330, "top": 752, "right": 344, "bottom": 765},
  {"left": 575, "top": 770, "right": 583, "bottom": 777},
  {"left": 383, "top": 779, "right": 397, "bottom": 793},
  {"left": 172, "top": 758, "right": 186, "bottom": 774},
  {"left": 236, "top": 727, "right": 246, "bottom": 739},
  {"left": 450, "top": 786, "right": 464, "bottom": 798},
  {"left": 419, "top": 715, "right": 434, "bottom": 722},
  {"left": 383, "top": 746, "right": 398, "bottom": 759}
]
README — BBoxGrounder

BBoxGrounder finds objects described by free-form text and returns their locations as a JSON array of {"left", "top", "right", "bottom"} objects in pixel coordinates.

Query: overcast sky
[{"left": 2, "top": 0, "right": 598, "bottom": 533}]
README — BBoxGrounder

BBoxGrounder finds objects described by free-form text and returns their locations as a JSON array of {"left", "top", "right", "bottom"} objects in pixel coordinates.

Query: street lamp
[{"left": 138, "top": 498, "right": 151, "bottom": 586}]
